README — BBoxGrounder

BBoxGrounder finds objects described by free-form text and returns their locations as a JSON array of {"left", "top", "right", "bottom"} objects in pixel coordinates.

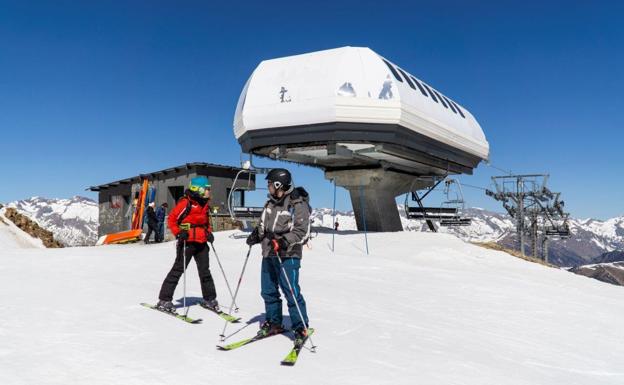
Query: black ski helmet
[{"left": 265, "top": 168, "right": 292, "bottom": 190}]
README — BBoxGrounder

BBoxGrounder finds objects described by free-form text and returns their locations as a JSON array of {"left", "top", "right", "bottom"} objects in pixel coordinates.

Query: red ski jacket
[{"left": 167, "top": 196, "right": 213, "bottom": 243}]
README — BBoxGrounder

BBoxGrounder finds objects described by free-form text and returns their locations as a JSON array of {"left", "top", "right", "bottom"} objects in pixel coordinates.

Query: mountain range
[
  {"left": 4, "top": 197, "right": 623, "bottom": 267},
  {"left": 6, "top": 196, "right": 98, "bottom": 247},
  {"left": 311, "top": 207, "right": 624, "bottom": 267}
]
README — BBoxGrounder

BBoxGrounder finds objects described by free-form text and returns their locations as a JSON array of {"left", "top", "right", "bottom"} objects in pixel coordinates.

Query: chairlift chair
[
  {"left": 405, "top": 178, "right": 472, "bottom": 230},
  {"left": 544, "top": 217, "right": 571, "bottom": 238},
  {"left": 439, "top": 179, "right": 472, "bottom": 227},
  {"left": 544, "top": 226, "right": 570, "bottom": 237}
]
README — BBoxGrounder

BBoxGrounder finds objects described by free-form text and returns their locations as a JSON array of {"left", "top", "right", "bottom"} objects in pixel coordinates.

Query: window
[
  {"left": 227, "top": 188, "right": 245, "bottom": 208},
  {"left": 443, "top": 96, "right": 457, "bottom": 113},
  {"left": 396, "top": 68, "right": 415, "bottom": 90},
  {"left": 381, "top": 59, "right": 403, "bottom": 82},
  {"left": 168, "top": 186, "right": 185, "bottom": 204},
  {"left": 421, "top": 83, "right": 438, "bottom": 103},
  {"left": 432, "top": 90, "right": 448, "bottom": 108},
  {"left": 450, "top": 100, "right": 466, "bottom": 118},
  {"left": 410, "top": 76, "right": 429, "bottom": 97}
]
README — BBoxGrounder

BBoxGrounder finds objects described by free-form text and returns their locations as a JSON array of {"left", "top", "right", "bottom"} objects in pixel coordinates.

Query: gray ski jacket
[{"left": 257, "top": 187, "right": 311, "bottom": 258}]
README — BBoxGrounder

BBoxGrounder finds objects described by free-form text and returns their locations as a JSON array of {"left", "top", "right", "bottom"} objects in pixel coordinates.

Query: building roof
[{"left": 88, "top": 162, "right": 247, "bottom": 192}]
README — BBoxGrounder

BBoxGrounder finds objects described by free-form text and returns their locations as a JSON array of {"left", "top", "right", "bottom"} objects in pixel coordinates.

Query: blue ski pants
[{"left": 261, "top": 256, "right": 309, "bottom": 331}]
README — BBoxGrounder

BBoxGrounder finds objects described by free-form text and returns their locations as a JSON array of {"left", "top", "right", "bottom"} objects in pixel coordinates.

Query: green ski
[
  {"left": 281, "top": 328, "right": 315, "bottom": 366},
  {"left": 217, "top": 330, "right": 285, "bottom": 351},
  {"left": 140, "top": 303, "right": 202, "bottom": 324},
  {"left": 200, "top": 305, "right": 241, "bottom": 323}
]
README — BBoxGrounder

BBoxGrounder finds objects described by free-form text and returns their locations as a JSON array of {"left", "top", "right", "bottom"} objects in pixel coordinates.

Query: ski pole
[
  {"left": 179, "top": 223, "right": 191, "bottom": 317},
  {"left": 182, "top": 239, "right": 188, "bottom": 317},
  {"left": 210, "top": 242, "right": 239, "bottom": 312},
  {"left": 277, "top": 255, "right": 316, "bottom": 352},
  {"left": 220, "top": 245, "right": 252, "bottom": 341}
]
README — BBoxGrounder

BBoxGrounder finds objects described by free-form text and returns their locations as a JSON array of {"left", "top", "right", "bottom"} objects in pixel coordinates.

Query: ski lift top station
[{"left": 234, "top": 47, "right": 490, "bottom": 231}]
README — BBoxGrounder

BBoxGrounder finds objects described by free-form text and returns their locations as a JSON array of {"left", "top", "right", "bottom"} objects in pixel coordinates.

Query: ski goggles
[
  {"left": 189, "top": 185, "right": 210, "bottom": 194},
  {"left": 268, "top": 180, "right": 284, "bottom": 190}
]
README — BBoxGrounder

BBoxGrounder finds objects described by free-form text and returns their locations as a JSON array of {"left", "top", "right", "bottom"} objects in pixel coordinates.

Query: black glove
[
  {"left": 246, "top": 227, "right": 261, "bottom": 246},
  {"left": 207, "top": 231, "right": 215, "bottom": 244},
  {"left": 270, "top": 237, "right": 289, "bottom": 252},
  {"left": 177, "top": 230, "right": 189, "bottom": 241}
]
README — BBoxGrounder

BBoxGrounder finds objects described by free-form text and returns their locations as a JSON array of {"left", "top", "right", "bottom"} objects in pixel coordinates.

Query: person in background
[
  {"left": 155, "top": 202, "right": 168, "bottom": 242},
  {"left": 144, "top": 202, "right": 158, "bottom": 244}
]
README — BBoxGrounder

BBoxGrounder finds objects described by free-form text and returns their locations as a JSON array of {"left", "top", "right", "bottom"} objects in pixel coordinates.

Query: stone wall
[{"left": 211, "top": 215, "right": 245, "bottom": 232}]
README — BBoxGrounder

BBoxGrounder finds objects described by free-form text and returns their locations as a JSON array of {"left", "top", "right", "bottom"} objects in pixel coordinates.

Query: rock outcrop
[{"left": 4, "top": 208, "right": 64, "bottom": 248}]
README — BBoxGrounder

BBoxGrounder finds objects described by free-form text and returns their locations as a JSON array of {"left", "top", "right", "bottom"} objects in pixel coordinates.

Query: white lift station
[{"left": 233, "top": 46, "right": 490, "bottom": 232}]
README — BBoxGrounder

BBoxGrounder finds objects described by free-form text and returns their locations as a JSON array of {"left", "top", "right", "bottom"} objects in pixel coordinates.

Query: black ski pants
[
  {"left": 158, "top": 241, "right": 217, "bottom": 302},
  {"left": 145, "top": 223, "right": 157, "bottom": 243}
]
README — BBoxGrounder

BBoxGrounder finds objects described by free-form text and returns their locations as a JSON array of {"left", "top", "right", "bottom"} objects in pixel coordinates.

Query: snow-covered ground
[{"left": 2, "top": 229, "right": 624, "bottom": 385}]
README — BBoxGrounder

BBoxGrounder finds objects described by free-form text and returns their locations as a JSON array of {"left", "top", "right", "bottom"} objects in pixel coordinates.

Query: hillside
[
  {"left": 569, "top": 262, "right": 624, "bottom": 286},
  {"left": 1, "top": 230, "right": 623, "bottom": 384},
  {"left": 0, "top": 208, "right": 46, "bottom": 249},
  {"left": 591, "top": 250, "right": 624, "bottom": 264},
  {"left": 313, "top": 207, "right": 624, "bottom": 266}
]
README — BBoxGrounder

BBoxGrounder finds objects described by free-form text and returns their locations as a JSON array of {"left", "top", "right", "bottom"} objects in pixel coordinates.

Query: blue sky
[{"left": 0, "top": 1, "right": 622, "bottom": 219}]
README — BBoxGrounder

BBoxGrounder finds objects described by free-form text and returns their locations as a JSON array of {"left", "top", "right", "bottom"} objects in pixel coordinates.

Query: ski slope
[{"left": 1, "top": 230, "right": 623, "bottom": 385}]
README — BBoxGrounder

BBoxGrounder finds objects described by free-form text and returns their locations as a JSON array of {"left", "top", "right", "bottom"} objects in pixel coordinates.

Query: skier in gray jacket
[{"left": 246, "top": 168, "right": 311, "bottom": 342}]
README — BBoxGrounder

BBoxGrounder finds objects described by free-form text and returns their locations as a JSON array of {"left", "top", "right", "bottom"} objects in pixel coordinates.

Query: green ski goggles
[{"left": 189, "top": 185, "right": 210, "bottom": 195}]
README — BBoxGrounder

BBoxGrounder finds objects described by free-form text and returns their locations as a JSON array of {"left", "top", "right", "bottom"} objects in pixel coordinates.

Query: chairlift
[
  {"left": 405, "top": 178, "right": 472, "bottom": 231},
  {"left": 544, "top": 226, "right": 570, "bottom": 237},
  {"left": 439, "top": 179, "right": 472, "bottom": 227},
  {"left": 544, "top": 216, "right": 571, "bottom": 238}
]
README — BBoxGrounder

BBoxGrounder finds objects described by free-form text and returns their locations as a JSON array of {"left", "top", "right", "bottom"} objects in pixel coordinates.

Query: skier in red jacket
[{"left": 156, "top": 176, "right": 218, "bottom": 312}]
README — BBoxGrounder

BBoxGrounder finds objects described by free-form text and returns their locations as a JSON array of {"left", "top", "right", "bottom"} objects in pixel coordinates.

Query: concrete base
[{"left": 325, "top": 169, "right": 432, "bottom": 232}]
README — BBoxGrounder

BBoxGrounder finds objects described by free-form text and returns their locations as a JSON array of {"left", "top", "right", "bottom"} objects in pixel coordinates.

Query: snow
[
  {"left": 60, "top": 203, "right": 98, "bottom": 222},
  {"left": 2, "top": 230, "right": 624, "bottom": 384}
]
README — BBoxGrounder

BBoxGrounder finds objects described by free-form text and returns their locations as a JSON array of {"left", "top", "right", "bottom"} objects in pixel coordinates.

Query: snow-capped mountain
[
  {"left": 312, "top": 206, "right": 624, "bottom": 267},
  {"left": 592, "top": 250, "right": 624, "bottom": 264},
  {"left": 7, "top": 196, "right": 98, "bottom": 246},
  {"left": 569, "top": 262, "right": 624, "bottom": 286}
]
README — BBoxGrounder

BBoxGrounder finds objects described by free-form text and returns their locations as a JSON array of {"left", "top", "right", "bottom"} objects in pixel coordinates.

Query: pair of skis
[
  {"left": 140, "top": 303, "right": 240, "bottom": 324},
  {"left": 142, "top": 303, "right": 315, "bottom": 365},
  {"left": 217, "top": 328, "right": 315, "bottom": 366}
]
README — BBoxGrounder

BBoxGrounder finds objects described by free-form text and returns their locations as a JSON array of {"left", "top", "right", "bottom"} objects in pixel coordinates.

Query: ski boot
[
  {"left": 156, "top": 300, "right": 176, "bottom": 313},
  {"left": 257, "top": 321, "right": 284, "bottom": 338},
  {"left": 294, "top": 327, "right": 309, "bottom": 347},
  {"left": 199, "top": 299, "right": 220, "bottom": 312}
]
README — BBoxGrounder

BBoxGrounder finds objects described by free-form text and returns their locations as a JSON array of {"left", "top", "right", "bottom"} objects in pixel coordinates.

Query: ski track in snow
[{"left": 1, "top": 230, "right": 624, "bottom": 385}]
